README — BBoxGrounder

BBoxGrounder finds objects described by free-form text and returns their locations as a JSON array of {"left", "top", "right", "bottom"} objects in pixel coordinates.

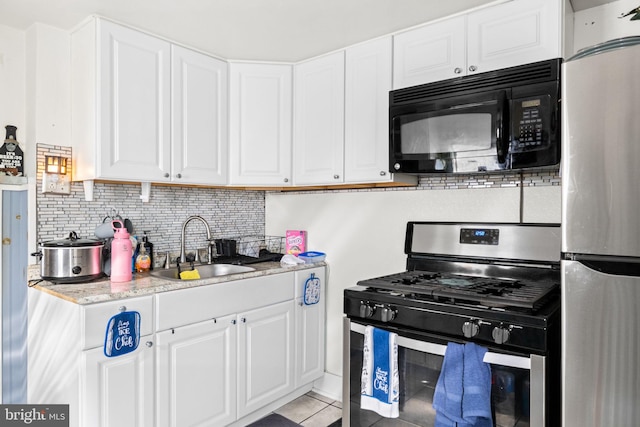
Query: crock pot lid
[{"left": 42, "top": 231, "right": 104, "bottom": 247}]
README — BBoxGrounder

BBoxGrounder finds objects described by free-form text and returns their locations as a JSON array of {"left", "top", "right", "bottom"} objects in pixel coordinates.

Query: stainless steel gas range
[{"left": 343, "top": 222, "right": 561, "bottom": 427}]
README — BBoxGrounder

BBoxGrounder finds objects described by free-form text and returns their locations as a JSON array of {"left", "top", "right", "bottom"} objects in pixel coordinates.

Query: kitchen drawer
[
  {"left": 156, "top": 272, "right": 294, "bottom": 331},
  {"left": 81, "top": 296, "right": 154, "bottom": 350}
]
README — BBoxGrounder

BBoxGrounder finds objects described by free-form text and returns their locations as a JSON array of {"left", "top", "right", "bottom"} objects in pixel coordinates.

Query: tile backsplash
[{"left": 36, "top": 144, "right": 265, "bottom": 268}]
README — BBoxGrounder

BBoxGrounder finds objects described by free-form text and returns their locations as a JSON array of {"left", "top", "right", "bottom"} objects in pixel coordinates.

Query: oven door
[
  {"left": 343, "top": 319, "right": 547, "bottom": 427},
  {"left": 389, "top": 90, "right": 509, "bottom": 174}
]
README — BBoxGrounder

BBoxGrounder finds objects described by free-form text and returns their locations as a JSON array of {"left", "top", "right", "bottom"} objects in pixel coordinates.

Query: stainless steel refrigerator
[{"left": 561, "top": 36, "right": 640, "bottom": 427}]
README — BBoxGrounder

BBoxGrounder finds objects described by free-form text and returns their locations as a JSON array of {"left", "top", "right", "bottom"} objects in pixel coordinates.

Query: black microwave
[{"left": 389, "top": 58, "right": 561, "bottom": 174}]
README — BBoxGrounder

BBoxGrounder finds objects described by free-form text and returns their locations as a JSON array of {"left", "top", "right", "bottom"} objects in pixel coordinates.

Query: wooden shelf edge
[{"left": 72, "top": 179, "right": 419, "bottom": 192}]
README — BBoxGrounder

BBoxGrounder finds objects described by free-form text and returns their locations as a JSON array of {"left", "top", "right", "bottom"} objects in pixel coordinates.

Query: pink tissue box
[{"left": 286, "top": 230, "right": 307, "bottom": 256}]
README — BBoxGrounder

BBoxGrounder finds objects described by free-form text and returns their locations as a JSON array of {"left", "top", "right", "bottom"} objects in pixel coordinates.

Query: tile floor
[{"left": 271, "top": 391, "right": 342, "bottom": 426}]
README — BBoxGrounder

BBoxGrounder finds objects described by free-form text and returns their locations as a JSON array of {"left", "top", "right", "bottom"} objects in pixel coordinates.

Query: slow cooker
[{"left": 36, "top": 232, "right": 104, "bottom": 283}]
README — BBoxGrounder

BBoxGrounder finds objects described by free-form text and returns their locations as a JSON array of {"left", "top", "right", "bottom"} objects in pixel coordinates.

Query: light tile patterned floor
[{"left": 273, "top": 391, "right": 342, "bottom": 426}]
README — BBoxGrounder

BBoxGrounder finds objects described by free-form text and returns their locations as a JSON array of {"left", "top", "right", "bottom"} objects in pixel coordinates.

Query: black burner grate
[{"left": 357, "top": 270, "right": 558, "bottom": 310}]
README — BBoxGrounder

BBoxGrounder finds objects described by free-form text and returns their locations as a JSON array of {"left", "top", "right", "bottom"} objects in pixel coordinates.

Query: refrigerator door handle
[{"left": 563, "top": 253, "right": 640, "bottom": 277}]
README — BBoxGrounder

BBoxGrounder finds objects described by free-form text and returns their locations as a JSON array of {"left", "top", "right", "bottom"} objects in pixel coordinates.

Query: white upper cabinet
[
  {"left": 172, "top": 46, "right": 228, "bottom": 185},
  {"left": 393, "top": 0, "right": 563, "bottom": 88},
  {"left": 293, "top": 51, "right": 345, "bottom": 186},
  {"left": 229, "top": 62, "right": 292, "bottom": 186},
  {"left": 344, "top": 36, "right": 394, "bottom": 183},
  {"left": 393, "top": 16, "right": 467, "bottom": 89},
  {"left": 467, "top": 0, "right": 562, "bottom": 72},
  {"left": 71, "top": 18, "right": 228, "bottom": 185},
  {"left": 72, "top": 19, "right": 172, "bottom": 181}
]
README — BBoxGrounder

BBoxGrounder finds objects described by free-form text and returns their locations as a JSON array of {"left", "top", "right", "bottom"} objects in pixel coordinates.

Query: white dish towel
[{"left": 360, "top": 326, "right": 400, "bottom": 418}]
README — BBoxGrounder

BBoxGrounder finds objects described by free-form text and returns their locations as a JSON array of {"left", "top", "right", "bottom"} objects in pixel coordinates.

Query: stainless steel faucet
[{"left": 179, "top": 215, "right": 213, "bottom": 264}]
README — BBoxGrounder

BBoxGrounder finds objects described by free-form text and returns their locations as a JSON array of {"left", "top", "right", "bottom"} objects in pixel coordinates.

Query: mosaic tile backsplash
[
  {"left": 36, "top": 144, "right": 559, "bottom": 267},
  {"left": 36, "top": 145, "right": 265, "bottom": 268}
]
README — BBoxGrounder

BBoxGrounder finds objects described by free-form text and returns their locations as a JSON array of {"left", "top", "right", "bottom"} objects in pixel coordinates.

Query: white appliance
[{"left": 561, "top": 36, "right": 640, "bottom": 427}]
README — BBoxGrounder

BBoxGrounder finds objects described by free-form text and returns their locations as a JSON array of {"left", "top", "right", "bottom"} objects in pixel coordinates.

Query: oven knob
[
  {"left": 380, "top": 307, "right": 397, "bottom": 322},
  {"left": 462, "top": 320, "right": 480, "bottom": 338},
  {"left": 492, "top": 326, "right": 511, "bottom": 344},
  {"left": 359, "top": 303, "right": 374, "bottom": 318}
]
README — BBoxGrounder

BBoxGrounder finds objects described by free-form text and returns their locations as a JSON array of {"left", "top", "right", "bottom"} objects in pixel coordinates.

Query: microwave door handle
[{"left": 496, "top": 91, "right": 509, "bottom": 164}]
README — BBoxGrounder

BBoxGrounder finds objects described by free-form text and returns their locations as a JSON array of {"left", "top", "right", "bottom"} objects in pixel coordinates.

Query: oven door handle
[{"left": 350, "top": 322, "right": 531, "bottom": 370}]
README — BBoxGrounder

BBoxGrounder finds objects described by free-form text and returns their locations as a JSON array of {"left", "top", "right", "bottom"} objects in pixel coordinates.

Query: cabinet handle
[
  {"left": 284, "top": 178, "right": 289, "bottom": 183},
  {"left": 241, "top": 317, "right": 246, "bottom": 323},
  {"left": 212, "top": 318, "right": 217, "bottom": 323},
  {"left": 118, "top": 306, "right": 126, "bottom": 312},
  {"left": 333, "top": 174, "right": 340, "bottom": 180},
  {"left": 454, "top": 67, "right": 463, "bottom": 74},
  {"left": 379, "top": 171, "right": 386, "bottom": 176},
  {"left": 145, "top": 341, "right": 153, "bottom": 348},
  {"left": 299, "top": 302, "right": 304, "bottom": 307},
  {"left": 175, "top": 173, "right": 182, "bottom": 179},
  {"left": 231, "top": 319, "right": 236, "bottom": 325},
  {"left": 469, "top": 65, "right": 478, "bottom": 72},
  {"left": 164, "top": 173, "right": 170, "bottom": 178}
]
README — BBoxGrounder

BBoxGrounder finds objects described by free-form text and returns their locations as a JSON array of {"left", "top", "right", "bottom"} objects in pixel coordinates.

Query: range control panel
[{"left": 460, "top": 228, "right": 500, "bottom": 245}]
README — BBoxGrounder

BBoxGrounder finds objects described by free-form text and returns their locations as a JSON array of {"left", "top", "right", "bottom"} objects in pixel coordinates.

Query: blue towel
[
  {"left": 462, "top": 343, "right": 492, "bottom": 424},
  {"left": 433, "top": 342, "right": 492, "bottom": 427},
  {"left": 361, "top": 326, "right": 399, "bottom": 418}
]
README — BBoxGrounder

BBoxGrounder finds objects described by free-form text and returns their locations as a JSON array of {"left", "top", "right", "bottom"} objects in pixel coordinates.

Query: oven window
[
  {"left": 349, "top": 331, "right": 531, "bottom": 427},
  {"left": 399, "top": 113, "right": 492, "bottom": 155}
]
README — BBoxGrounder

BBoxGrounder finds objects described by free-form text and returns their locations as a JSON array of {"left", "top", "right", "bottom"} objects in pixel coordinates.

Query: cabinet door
[
  {"left": 156, "top": 316, "right": 237, "bottom": 427},
  {"left": 294, "top": 268, "right": 326, "bottom": 387},
  {"left": 238, "top": 300, "right": 295, "bottom": 418},
  {"left": 467, "top": 0, "right": 561, "bottom": 74},
  {"left": 229, "top": 63, "right": 292, "bottom": 186},
  {"left": 345, "top": 36, "right": 393, "bottom": 183},
  {"left": 172, "top": 45, "right": 228, "bottom": 185},
  {"left": 98, "top": 20, "right": 171, "bottom": 180},
  {"left": 82, "top": 337, "right": 155, "bottom": 427},
  {"left": 293, "top": 52, "right": 345, "bottom": 185},
  {"left": 392, "top": 16, "right": 466, "bottom": 88}
]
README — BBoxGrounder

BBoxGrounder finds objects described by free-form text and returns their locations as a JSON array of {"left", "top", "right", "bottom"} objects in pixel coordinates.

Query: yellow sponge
[{"left": 179, "top": 269, "right": 200, "bottom": 280}]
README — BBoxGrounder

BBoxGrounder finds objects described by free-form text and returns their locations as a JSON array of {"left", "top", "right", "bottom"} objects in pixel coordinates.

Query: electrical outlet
[{"left": 42, "top": 172, "right": 71, "bottom": 194}]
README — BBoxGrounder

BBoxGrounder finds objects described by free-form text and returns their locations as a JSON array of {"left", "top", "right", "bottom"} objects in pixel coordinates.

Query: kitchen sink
[{"left": 150, "top": 263, "right": 256, "bottom": 281}]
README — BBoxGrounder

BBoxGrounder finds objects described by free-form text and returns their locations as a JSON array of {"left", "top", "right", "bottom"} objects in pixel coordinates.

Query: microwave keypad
[{"left": 513, "top": 96, "right": 550, "bottom": 152}]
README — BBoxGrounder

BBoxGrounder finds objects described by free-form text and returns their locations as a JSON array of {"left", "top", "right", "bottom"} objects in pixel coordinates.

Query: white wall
[
  {"left": 265, "top": 185, "right": 561, "bottom": 397},
  {"left": 574, "top": 0, "right": 640, "bottom": 51},
  {"left": 0, "top": 25, "right": 26, "bottom": 159},
  {"left": 2, "top": 24, "right": 71, "bottom": 259}
]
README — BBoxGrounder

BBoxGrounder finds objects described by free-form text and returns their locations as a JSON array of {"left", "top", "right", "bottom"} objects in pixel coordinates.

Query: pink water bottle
[{"left": 111, "top": 220, "right": 132, "bottom": 283}]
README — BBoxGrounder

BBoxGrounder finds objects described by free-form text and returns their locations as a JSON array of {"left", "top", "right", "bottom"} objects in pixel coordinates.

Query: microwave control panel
[{"left": 511, "top": 95, "right": 551, "bottom": 152}]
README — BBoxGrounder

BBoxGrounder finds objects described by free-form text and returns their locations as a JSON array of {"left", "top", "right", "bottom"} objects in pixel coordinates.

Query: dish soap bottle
[
  {"left": 135, "top": 244, "right": 151, "bottom": 273},
  {"left": 141, "top": 231, "right": 154, "bottom": 270}
]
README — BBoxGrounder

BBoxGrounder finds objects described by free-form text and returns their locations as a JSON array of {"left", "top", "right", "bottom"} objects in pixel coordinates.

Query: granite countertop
[{"left": 27, "top": 261, "right": 325, "bottom": 305}]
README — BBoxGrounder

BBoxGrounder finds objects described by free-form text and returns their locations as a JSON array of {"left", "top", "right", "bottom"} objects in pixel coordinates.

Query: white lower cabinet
[
  {"left": 238, "top": 300, "right": 295, "bottom": 418},
  {"left": 81, "top": 337, "right": 155, "bottom": 427},
  {"left": 294, "top": 267, "right": 326, "bottom": 387},
  {"left": 29, "top": 267, "right": 325, "bottom": 427},
  {"left": 156, "top": 315, "right": 237, "bottom": 427}
]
